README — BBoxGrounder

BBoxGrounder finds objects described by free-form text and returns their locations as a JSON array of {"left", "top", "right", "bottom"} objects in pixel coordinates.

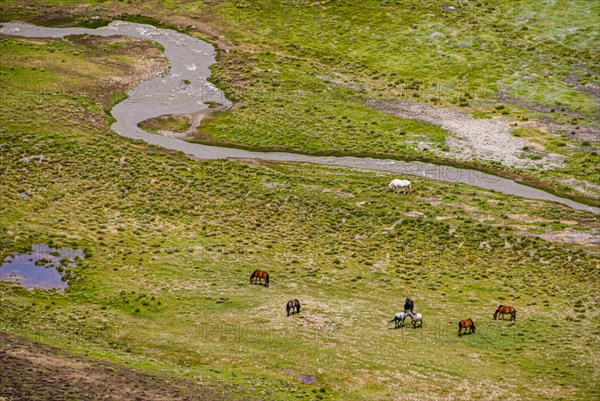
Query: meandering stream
[{"left": 2, "top": 21, "right": 598, "bottom": 214}]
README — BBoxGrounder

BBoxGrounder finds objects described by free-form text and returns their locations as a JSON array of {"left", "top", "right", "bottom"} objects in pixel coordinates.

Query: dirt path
[{"left": 0, "top": 332, "right": 258, "bottom": 401}]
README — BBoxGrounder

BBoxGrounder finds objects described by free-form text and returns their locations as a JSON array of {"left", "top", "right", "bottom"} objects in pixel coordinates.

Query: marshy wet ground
[{"left": 0, "top": 244, "right": 84, "bottom": 291}]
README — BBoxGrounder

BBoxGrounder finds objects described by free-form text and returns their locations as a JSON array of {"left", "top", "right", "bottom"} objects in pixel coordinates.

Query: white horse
[
  {"left": 407, "top": 311, "right": 423, "bottom": 327},
  {"left": 388, "top": 179, "right": 411, "bottom": 194},
  {"left": 390, "top": 312, "right": 407, "bottom": 328}
]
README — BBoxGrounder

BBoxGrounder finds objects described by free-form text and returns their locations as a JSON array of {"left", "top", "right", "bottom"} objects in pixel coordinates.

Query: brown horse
[
  {"left": 494, "top": 305, "right": 516, "bottom": 321},
  {"left": 286, "top": 299, "right": 300, "bottom": 316},
  {"left": 458, "top": 319, "right": 476, "bottom": 336},
  {"left": 250, "top": 269, "right": 269, "bottom": 287}
]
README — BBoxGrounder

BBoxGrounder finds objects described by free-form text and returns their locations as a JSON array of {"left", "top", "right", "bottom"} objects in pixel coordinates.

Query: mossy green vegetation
[
  {"left": 2, "top": 0, "right": 598, "bottom": 205},
  {"left": 198, "top": 0, "right": 599, "bottom": 203},
  {"left": 139, "top": 114, "right": 192, "bottom": 134},
  {"left": 0, "top": 32, "right": 599, "bottom": 400}
]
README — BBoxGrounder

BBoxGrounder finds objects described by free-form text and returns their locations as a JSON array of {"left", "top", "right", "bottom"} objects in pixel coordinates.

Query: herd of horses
[
  {"left": 250, "top": 270, "right": 301, "bottom": 317},
  {"left": 457, "top": 307, "right": 516, "bottom": 336},
  {"left": 248, "top": 179, "right": 412, "bottom": 320},
  {"left": 392, "top": 180, "right": 519, "bottom": 335},
  {"left": 391, "top": 299, "right": 517, "bottom": 336},
  {"left": 390, "top": 297, "right": 423, "bottom": 328},
  {"left": 250, "top": 270, "right": 517, "bottom": 335}
]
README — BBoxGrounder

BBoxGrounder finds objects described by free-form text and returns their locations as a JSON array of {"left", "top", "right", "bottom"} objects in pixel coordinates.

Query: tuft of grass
[{"left": 139, "top": 114, "right": 192, "bottom": 134}]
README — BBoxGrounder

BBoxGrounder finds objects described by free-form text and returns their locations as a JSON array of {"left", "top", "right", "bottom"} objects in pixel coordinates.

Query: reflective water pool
[{"left": 0, "top": 244, "right": 84, "bottom": 291}]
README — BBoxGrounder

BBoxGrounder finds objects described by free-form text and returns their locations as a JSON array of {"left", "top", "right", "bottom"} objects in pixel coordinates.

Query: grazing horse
[
  {"left": 286, "top": 299, "right": 300, "bottom": 316},
  {"left": 404, "top": 298, "right": 414, "bottom": 313},
  {"left": 407, "top": 311, "right": 423, "bottom": 327},
  {"left": 390, "top": 312, "right": 407, "bottom": 328},
  {"left": 458, "top": 319, "right": 476, "bottom": 336},
  {"left": 250, "top": 269, "right": 269, "bottom": 287},
  {"left": 388, "top": 179, "right": 412, "bottom": 194},
  {"left": 494, "top": 305, "right": 517, "bottom": 321}
]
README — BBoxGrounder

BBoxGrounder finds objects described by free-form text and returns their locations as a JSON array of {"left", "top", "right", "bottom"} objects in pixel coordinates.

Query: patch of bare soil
[
  {"left": 10, "top": 1, "right": 234, "bottom": 53},
  {"left": 63, "top": 35, "right": 168, "bottom": 111},
  {"left": 539, "top": 228, "right": 600, "bottom": 247},
  {"left": 558, "top": 177, "right": 600, "bottom": 197},
  {"left": 403, "top": 211, "right": 424, "bottom": 217},
  {"left": 496, "top": 93, "right": 583, "bottom": 117},
  {"left": 368, "top": 99, "right": 563, "bottom": 169},
  {"left": 295, "top": 312, "right": 339, "bottom": 333},
  {"left": 564, "top": 73, "right": 600, "bottom": 99},
  {"left": 542, "top": 121, "right": 600, "bottom": 143},
  {"left": 0, "top": 332, "right": 258, "bottom": 401}
]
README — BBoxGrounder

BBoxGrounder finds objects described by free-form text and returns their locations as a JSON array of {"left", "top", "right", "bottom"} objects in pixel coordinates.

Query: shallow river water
[{"left": 1, "top": 21, "right": 598, "bottom": 214}]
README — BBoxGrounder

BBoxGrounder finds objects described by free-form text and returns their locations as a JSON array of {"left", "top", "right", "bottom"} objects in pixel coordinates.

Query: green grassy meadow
[
  {"left": 0, "top": 2, "right": 599, "bottom": 401},
  {"left": 2, "top": 0, "right": 599, "bottom": 204}
]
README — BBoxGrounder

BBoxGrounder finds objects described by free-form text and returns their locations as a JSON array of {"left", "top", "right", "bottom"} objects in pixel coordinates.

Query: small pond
[
  {"left": 283, "top": 369, "right": 317, "bottom": 384},
  {"left": 298, "top": 374, "right": 317, "bottom": 384},
  {"left": 0, "top": 244, "right": 84, "bottom": 291}
]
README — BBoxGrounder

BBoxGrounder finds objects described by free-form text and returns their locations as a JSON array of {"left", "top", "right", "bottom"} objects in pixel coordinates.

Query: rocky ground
[{"left": 368, "top": 99, "right": 565, "bottom": 169}]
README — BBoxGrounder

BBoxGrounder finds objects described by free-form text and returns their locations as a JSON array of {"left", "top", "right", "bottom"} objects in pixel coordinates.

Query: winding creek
[{"left": 1, "top": 21, "right": 598, "bottom": 214}]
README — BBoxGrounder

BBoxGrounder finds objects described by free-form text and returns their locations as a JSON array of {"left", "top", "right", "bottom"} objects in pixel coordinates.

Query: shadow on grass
[{"left": 388, "top": 323, "right": 423, "bottom": 330}]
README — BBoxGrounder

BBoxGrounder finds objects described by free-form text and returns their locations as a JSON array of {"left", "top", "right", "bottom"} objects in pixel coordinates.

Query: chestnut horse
[
  {"left": 494, "top": 305, "right": 516, "bottom": 321},
  {"left": 458, "top": 319, "right": 476, "bottom": 336},
  {"left": 250, "top": 269, "right": 269, "bottom": 287},
  {"left": 286, "top": 299, "right": 300, "bottom": 316}
]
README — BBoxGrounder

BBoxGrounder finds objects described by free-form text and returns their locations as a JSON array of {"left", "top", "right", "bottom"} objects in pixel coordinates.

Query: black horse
[
  {"left": 286, "top": 299, "right": 301, "bottom": 316},
  {"left": 404, "top": 298, "right": 414, "bottom": 313}
]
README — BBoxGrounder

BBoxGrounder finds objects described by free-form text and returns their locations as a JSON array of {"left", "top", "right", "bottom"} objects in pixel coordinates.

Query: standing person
[{"left": 404, "top": 298, "right": 414, "bottom": 313}]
